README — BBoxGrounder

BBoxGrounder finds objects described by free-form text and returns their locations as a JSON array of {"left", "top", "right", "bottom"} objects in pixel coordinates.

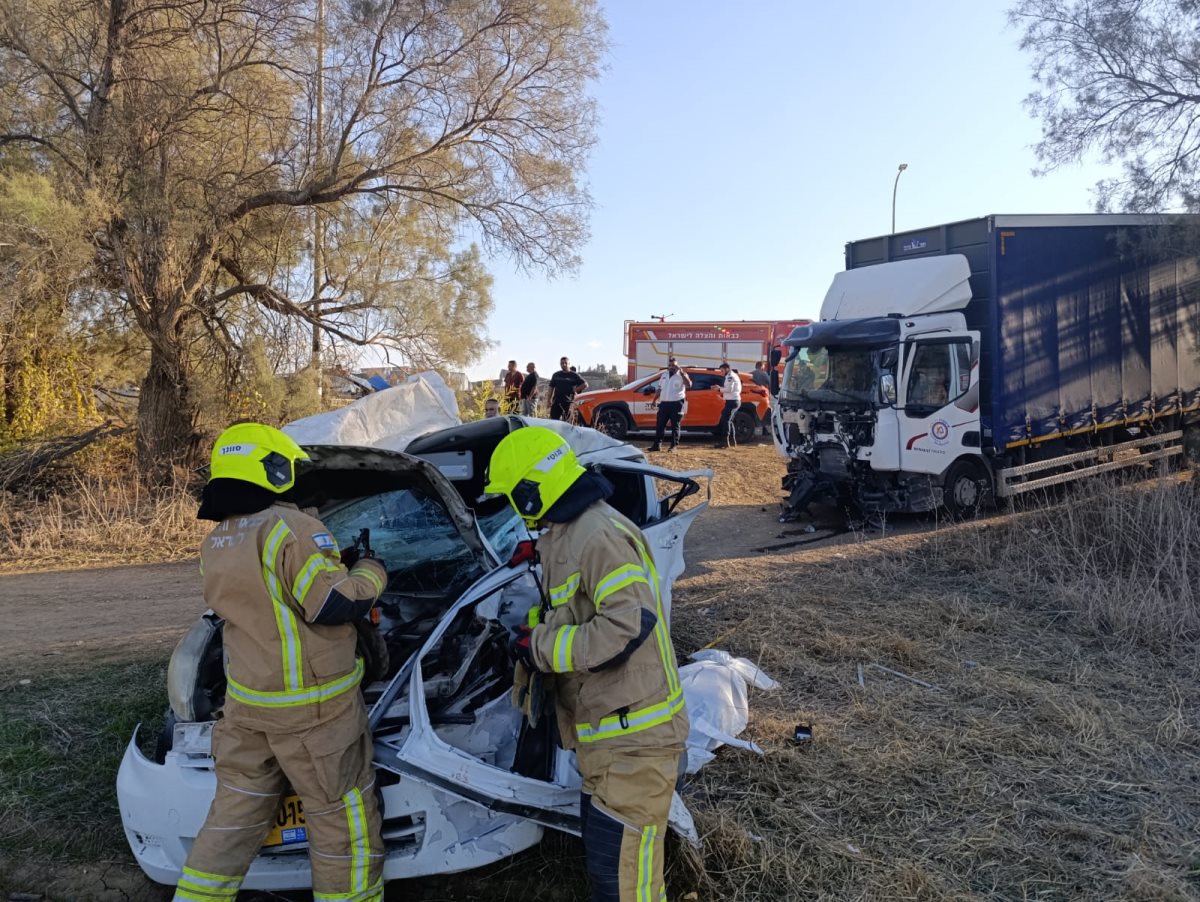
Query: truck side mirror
[{"left": 881, "top": 373, "right": 897, "bottom": 406}]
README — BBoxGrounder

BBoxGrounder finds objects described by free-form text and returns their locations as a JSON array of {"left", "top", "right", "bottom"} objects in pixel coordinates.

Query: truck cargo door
[{"left": 898, "top": 333, "right": 981, "bottom": 475}]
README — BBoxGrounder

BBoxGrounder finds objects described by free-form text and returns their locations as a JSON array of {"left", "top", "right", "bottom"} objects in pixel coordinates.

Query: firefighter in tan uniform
[
  {"left": 485, "top": 426, "right": 688, "bottom": 902},
  {"left": 173, "top": 423, "right": 388, "bottom": 902}
]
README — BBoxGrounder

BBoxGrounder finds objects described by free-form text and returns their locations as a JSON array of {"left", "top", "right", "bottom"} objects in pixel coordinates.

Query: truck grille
[{"left": 817, "top": 446, "right": 851, "bottom": 479}]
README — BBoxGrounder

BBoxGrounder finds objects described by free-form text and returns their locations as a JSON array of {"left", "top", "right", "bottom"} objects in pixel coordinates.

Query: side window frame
[{"left": 904, "top": 339, "right": 973, "bottom": 415}]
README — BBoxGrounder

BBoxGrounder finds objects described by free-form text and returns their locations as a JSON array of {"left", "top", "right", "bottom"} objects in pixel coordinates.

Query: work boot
[
  {"left": 711, "top": 441, "right": 728, "bottom": 449},
  {"left": 668, "top": 443, "right": 677, "bottom": 452},
  {"left": 648, "top": 444, "right": 662, "bottom": 452}
]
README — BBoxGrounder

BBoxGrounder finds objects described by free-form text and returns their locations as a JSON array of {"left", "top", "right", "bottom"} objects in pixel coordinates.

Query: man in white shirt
[
  {"left": 648, "top": 357, "right": 691, "bottom": 452},
  {"left": 712, "top": 362, "right": 741, "bottom": 448}
]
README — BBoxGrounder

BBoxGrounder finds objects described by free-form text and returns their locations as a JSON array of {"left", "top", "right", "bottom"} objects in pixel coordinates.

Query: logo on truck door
[{"left": 930, "top": 419, "right": 951, "bottom": 445}]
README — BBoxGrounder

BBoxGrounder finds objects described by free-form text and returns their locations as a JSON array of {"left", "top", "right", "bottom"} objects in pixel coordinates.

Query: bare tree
[
  {"left": 1010, "top": 0, "right": 1200, "bottom": 212},
  {"left": 0, "top": 0, "right": 605, "bottom": 477}
]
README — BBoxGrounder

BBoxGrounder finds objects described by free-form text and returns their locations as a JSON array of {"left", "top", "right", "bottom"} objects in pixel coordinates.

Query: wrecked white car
[{"left": 117, "top": 417, "right": 711, "bottom": 890}]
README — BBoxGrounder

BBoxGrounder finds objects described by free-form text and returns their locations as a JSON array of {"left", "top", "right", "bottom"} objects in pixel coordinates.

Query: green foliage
[
  {"left": 224, "top": 338, "right": 323, "bottom": 428},
  {"left": 0, "top": 173, "right": 112, "bottom": 444},
  {"left": 1012, "top": 0, "right": 1200, "bottom": 211},
  {"left": 459, "top": 381, "right": 505, "bottom": 422},
  {"left": 0, "top": 0, "right": 608, "bottom": 478}
]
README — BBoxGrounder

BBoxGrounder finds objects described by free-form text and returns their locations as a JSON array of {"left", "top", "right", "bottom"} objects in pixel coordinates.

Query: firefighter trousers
[
  {"left": 576, "top": 744, "right": 682, "bottom": 902},
  {"left": 172, "top": 709, "right": 383, "bottom": 902}
]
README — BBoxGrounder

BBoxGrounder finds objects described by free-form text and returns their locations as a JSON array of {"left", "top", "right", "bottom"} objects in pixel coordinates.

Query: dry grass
[
  {"left": 667, "top": 476, "right": 1200, "bottom": 901},
  {"left": 3, "top": 444, "right": 1199, "bottom": 900},
  {"left": 652, "top": 438, "right": 783, "bottom": 512},
  {"left": 0, "top": 476, "right": 206, "bottom": 573}
]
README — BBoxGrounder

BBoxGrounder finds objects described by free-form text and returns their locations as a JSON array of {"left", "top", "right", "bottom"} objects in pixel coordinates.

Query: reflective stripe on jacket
[
  {"left": 201, "top": 504, "right": 385, "bottom": 728},
  {"left": 530, "top": 501, "right": 688, "bottom": 751}
]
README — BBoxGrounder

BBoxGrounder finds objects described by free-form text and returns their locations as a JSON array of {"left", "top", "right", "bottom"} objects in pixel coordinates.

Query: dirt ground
[{"left": 0, "top": 437, "right": 947, "bottom": 667}]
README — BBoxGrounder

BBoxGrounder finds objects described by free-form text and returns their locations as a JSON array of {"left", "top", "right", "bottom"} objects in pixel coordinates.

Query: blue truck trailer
[{"left": 773, "top": 214, "right": 1200, "bottom": 518}]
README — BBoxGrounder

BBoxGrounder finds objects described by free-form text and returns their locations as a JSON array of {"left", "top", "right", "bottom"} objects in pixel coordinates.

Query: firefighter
[
  {"left": 485, "top": 426, "right": 688, "bottom": 902},
  {"left": 173, "top": 423, "right": 387, "bottom": 902}
]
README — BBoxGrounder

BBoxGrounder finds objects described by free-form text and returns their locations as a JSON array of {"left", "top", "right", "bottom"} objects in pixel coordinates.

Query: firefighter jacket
[
  {"left": 529, "top": 501, "right": 688, "bottom": 752},
  {"left": 200, "top": 503, "right": 387, "bottom": 731}
]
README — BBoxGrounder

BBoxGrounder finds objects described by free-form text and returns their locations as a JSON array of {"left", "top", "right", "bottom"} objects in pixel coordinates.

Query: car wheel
[
  {"left": 943, "top": 459, "right": 990, "bottom": 519},
  {"left": 595, "top": 408, "right": 630, "bottom": 439},
  {"left": 732, "top": 410, "right": 756, "bottom": 444}
]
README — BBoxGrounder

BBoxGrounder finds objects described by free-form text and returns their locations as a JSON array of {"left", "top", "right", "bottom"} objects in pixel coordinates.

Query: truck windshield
[{"left": 782, "top": 346, "right": 876, "bottom": 404}]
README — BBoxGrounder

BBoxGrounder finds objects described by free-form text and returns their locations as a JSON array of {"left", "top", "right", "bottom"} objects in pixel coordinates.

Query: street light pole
[{"left": 892, "top": 162, "right": 908, "bottom": 233}]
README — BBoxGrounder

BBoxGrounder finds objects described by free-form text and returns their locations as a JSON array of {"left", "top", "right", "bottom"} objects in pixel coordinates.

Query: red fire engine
[{"left": 623, "top": 319, "right": 806, "bottom": 381}]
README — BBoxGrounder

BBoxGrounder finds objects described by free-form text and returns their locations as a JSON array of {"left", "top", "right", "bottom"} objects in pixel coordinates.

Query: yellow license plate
[{"left": 262, "top": 794, "right": 307, "bottom": 847}]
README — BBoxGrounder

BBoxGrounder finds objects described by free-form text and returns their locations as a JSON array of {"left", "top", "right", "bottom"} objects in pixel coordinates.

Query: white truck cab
[{"left": 775, "top": 255, "right": 988, "bottom": 518}]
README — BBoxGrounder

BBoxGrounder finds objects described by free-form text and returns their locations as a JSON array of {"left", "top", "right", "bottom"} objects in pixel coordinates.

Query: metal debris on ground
[{"left": 865, "top": 662, "right": 939, "bottom": 690}]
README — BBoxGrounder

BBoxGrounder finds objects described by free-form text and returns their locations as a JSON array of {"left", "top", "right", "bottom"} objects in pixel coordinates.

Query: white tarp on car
[
  {"left": 284, "top": 371, "right": 460, "bottom": 451},
  {"left": 680, "top": 649, "right": 778, "bottom": 774}
]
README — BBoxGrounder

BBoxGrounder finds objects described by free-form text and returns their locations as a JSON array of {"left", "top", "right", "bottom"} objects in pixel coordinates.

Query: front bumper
[{"left": 116, "top": 727, "right": 543, "bottom": 890}]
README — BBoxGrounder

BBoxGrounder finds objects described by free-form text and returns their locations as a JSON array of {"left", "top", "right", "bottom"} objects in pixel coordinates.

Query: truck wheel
[
  {"left": 732, "top": 410, "right": 756, "bottom": 444},
  {"left": 595, "top": 408, "right": 629, "bottom": 440},
  {"left": 943, "top": 460, "right": 990, "bottom": 520}
]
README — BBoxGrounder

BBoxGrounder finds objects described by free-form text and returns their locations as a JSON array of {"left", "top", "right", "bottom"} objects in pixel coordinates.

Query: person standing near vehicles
[
  {"left": 173, "top": 422, "right": 388, "bottom": 902},
  {"left": 484, "top": 426, "right": 688, "bottom": 902},
  {"left": 520, "top": 362, "right": 540, "bottom": 415},
  {"left": 648, "top": 356, "right": 690, "bottom": 452},
  {"left": 712, "top": 362, "right": 741, "bottom": 448},
  {"left": 752, "top": 360, "right": 772, "bottom": 436},
  {"left": 503, "top": 360, "right": 524, "bottom": 414},
  {"left": 549, "top": 356, "right": 588, "bottom": 421}
]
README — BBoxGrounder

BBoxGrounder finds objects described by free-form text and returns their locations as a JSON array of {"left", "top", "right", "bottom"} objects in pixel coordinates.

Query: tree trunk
[{"left": 136, "top": 328, "right": 201, "bottom": 483}]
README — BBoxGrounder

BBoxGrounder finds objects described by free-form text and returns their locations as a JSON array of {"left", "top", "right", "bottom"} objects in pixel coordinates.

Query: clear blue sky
[{"left": 469, "top": 0, "right": 1110, "bottom": 381}]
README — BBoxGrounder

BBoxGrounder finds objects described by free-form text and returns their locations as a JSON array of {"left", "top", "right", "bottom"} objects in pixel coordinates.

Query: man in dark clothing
[
  {"left": 520, "top": 362, "right": 540, "bottom": 415},
  {"left": 503, "top": 360, "right": 524, "bottom": 414},
  {"left": 753, "top": 361, "right": 772, "bottom": 435},
  {"left": 548, "top": 356, "right": 588, "bottom": 421}
]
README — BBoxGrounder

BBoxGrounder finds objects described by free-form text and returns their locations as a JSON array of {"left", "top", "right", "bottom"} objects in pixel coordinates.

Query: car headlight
[{"left": 166, "top": 616, "right": 220, "bottom": 722}]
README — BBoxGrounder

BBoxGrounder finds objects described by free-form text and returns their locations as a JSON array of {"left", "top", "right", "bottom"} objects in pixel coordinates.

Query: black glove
[
  {"left": 339, "top": 546, "right": 361, "bottom": 568},
  {"left": 509, "top": 624, "right": 538, "bottom": 673},
  {"left": 358, "top": 553, "right": 387, "bottom": 574}
]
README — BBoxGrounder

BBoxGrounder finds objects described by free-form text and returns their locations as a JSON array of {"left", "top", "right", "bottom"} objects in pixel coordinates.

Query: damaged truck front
[
  {"left": 776, "top": 254, "right": 983, "bottom": 518},
  {"left": 776, "top": 214, "right": 1200, "bottom": 521}
]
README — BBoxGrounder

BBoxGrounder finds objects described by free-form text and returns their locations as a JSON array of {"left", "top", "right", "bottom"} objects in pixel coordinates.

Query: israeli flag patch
[{"left": 312, "top": 532, "right": 337, "bottom": 551}]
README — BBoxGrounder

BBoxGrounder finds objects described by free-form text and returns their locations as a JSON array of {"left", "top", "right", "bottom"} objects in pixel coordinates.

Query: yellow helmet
[
  {"left": 484, "top": 426, "right": 585, "bottom": 525},
  {"left": 209, "top": 422, "right": 309, "bottom": 493}
]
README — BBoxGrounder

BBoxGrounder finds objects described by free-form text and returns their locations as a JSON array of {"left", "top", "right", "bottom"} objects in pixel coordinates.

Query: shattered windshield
[
  {"left": 322, "top": 487, "right": 486, "bottom": 595},
  {"left": 782, "top": 346, "right": 876, "bottom": 404}
]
